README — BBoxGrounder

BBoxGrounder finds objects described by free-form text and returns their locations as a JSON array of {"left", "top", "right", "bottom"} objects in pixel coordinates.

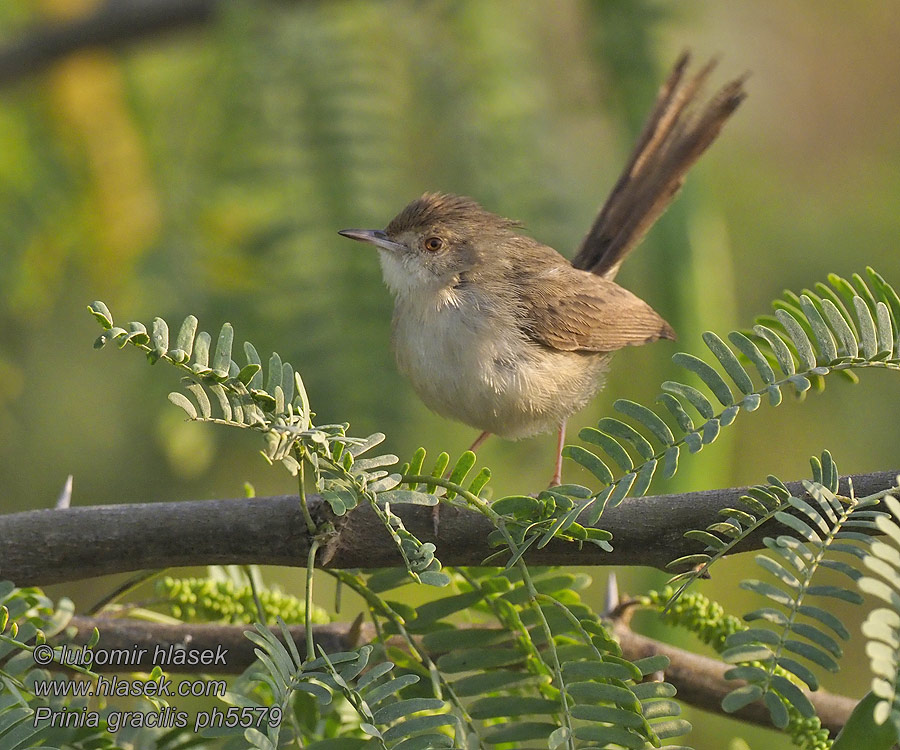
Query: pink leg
[
  {"left": 550, "top": 419, "right": 567, "bottom": 487},
  {"left": 468, "top": 430, "right": 491, "bottom": 453}
]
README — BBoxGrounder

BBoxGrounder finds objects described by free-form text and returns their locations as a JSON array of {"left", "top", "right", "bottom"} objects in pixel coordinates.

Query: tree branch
[
  {"left": 1, "top": 470, "right": 895, "bottom": 586},
  {"left": 0, "top": 0, "right": 217, "bottom": 86},
  {"left": 60, "top": 615, "right": 856, "bottom": 736}
]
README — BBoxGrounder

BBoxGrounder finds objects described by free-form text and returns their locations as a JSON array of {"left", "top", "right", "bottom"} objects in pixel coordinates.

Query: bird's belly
[{"left": 392, "top": 301, "right": 608, "bottom": 439}]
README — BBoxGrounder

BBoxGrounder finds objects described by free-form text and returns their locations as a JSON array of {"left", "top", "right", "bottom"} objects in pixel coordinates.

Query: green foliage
[
  {"left": 564, "top": 268, "right": 900, "bottom": 524},
  {"left": 858, "top": 494, "right": 900, "bottom": 735},
  {"left": 665, "top": 447, "right": 899, "bottom": 738},
  {"left": 72, "top": 267, "right": 900, "bottom": 748},
  {"left": 644, "top": 587, "right": 831, "bottom": 750},
  {"left": 89, "top": 302, "right": 448, "bottom": 588},
  {"left": 156, "top": 566, "right": 330, "bottom": 625}
]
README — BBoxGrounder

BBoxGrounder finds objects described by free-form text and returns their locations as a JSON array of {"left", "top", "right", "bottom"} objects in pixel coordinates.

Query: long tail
[{"left": 571, "top": 52, "right": 747, "bottom": 279}]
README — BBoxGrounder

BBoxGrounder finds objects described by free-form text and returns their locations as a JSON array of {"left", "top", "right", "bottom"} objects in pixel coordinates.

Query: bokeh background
[{"left": 1, "top": 1, "right": 899, "bottom": 747}]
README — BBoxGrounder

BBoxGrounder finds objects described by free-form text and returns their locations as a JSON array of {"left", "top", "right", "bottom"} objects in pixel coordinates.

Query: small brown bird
[{"left": 340, "top": 54, "right": 746, "bottom": 486}]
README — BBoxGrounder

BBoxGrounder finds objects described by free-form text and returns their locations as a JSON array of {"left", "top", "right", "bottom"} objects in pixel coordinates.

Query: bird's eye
[{"left": 423, "top": 236, "right": 443, "bottom": 252}]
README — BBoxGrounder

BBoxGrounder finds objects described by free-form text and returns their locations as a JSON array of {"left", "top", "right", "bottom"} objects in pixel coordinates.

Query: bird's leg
[
  {"left": 468, "top": 430, "right": 491, "bottom": 453},
  {"left": 433, "top": 431, "right": 492, "bottom": 536},
  {"left": 550, "top": 419, "right": 567, "bottom": 487}
]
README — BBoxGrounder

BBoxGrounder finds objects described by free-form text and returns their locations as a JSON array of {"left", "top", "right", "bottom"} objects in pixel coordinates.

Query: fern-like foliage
[
  {"left": 643, "top": 586, "right": 832, "bottom": 750},
  {"left": 667, "top": 451, "right": 842, "bottom": 598},
  {"left": 0, "top": 582, "right": 132, "bottom": 750},
  {"left": 337, "top": 567, "right": 690, "bottom": 750},
  {"left": 88, "top": 303, "right": 449, "bottom": 587},
  {"left": 216, "top": 618, "right": 465, "bottom": 749},
  {"left": 705, "top": 458, "right": 891, "bottom": 730},
  {"left": 858, "top": 492, "right": 900, "bottom": 734},
  {"left": 562, "top": 268, "right": 900, "bottom": 526}
]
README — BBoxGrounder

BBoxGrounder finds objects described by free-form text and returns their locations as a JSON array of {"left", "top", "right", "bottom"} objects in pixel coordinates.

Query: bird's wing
[{"left": 518, "top": 269, "right": 675, "bottom": 353}]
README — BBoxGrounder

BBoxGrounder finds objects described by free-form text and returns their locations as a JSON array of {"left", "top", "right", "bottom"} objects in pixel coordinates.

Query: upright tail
[{"left": 572, "top": 52, "right": 747, "bottom": 279}]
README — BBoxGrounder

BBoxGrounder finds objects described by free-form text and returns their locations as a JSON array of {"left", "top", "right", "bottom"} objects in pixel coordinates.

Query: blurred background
[{"left": 1, "top": 1, "right": 898, "bottom": 747}]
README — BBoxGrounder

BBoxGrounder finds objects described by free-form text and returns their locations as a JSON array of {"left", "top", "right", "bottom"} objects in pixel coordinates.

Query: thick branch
[
  {"left": 1, "top": 471, "right": 895, "bottom": 586},
  {"left": 0, "top": 0, "right": 216, "bottom": 86},
  {"left": 61, "top": 615, "right": 856, "bottom": 735}
]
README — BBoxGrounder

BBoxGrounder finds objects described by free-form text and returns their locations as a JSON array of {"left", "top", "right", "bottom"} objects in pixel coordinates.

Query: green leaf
[
  {"left": 174, "top": 315, "right": 198, "bottom": 359},
  {"left": 799, "top": 295, "right": 838, "bottom": 361},
  {"left": 855, "top": 296, "right": 878, "bottom": 358},
  {"left": 468, "top": 696, "right": 559, "bottom": 719},
  {"left": 168, "top": 392, "right": 197, "bottom": 419},
  {"left": 243, "top": 341, "right": 265, "bottom": 389},
  {"left": 775, "top": 308, "right": 817, "bottom": 370},
  {"left": 661, "top": 380, "right": 715, "bottom": 419},
  {"left": 568, "top": 704, "right": 642, "bottom": 727},
  {"left": 822, "top": 299, "right": 859, "bottom": 358},
  {"left": 656, "top": 392, "right": 694, "bottom": 432},
  {"left": 875, "top": 301, "right": 894, "bottom": 356},
  {"left": 783, "top": 639, "right": 839, "bottom": 671},
  {"left": 774, "top": 511, "right": 821, "bottom": 543},
  {"left": 765, "top": 690, "right": 790, "bottom": 729},
  {"left": 237, "top": 362, "right": 262, "bottom": 385},
  {"left": 266, "top": 351, "right": 283, "bottom": 394},
  {"left": 378, "top": 490, "right": 438, "bottom": 506},
  {"left": 797, "top": 604, "right": 851, "bottom": 640},
  {"left": 672, "top": 352, "right": 734, "bottom": 406},
  {"left": 628, "top": 460, "right": 656, "bottom": 498},
  {"left": 193, "top": 330, "right": 211, "bottom": 369},
  {"left": 580, "top": 427, "right": 632, "bottom": 472},
  {"left": 739, "top": 579, "right": 793, "bottom": 606},
  {"left": 832, "top": 690, "right": 900, "bottom": 750},
  {"left": 547, "top": 727, "right": 570, "bottom": 750},
  {"left": 661, "top": 444, "right": 680, "bottom": 479},
  {"left": 566, "top": 681, "right": 638, "bottom": 707},
  {"left": 651, "top": 718, "right": 692, "bottom": 740},
  {"left": 633, "top": 654, "right": 670, "bottom": 675},
  {"left": 211, "top": 323, "right": 234, "bottom": 379},
  {"left": 755, "top": 555, "right": 800, "bottom": 588},
  {"left": 703, "top": 331, "right": 755, "bottom": 394},
  {"left": 450, "top": 670, "right": 549, "bottom": 697},
  {"left": 721, "top": 684, "right": 764, "bottom": 713},
  {"left": 185, "top": 384, "right": 212, "bottom": 419},
  {"left": 563, "top": 444, "right": 613, "bottom": 485},
  {"left": 371, "top": 697, "right": 445, "bottom": 725},
  {"left": 702, "top": 418, "right": 720, "bottom": 444},
  {"left": 752, "top": 325, "right": 796, "bottom": 376},
  {"left": 447, "top": 451, "right": 476, "bottom": 493},
  {"left": 729, "top": 330, "right": 776, "bottom": 384},
  {"left": 572, "top": 725, "right": 644, "bottom": 748},
  {"left": 807, "top": 584, "right": 864, "bottom": 604},
  {"left": 607, "top": 472, "right": 635, "bottom": 507},
  {"left": 614, "top": 399, "right": 675, "bottom": 446},
  {"left": 88, "top": 300, "right": 113, "bottom": 328},
  {"left": 381, "top": 714, "right": 456, "bottom": 743},
  {"left": 151, "top": 317, "right": 169, "bottom": 360},
  {"left": 491, "top": 495, "right": 540, "bottom": 518},
  {"left": 775, "top": 656, "right": 819, "bottom": 691},
  {"left": 482, "top": 722, "right": 561, "bottom": 744}
]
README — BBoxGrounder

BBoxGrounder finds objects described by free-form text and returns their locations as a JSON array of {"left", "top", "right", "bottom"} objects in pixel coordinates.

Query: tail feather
[{"left": 572, "top": 52, "right": 747, "bottom": 279}]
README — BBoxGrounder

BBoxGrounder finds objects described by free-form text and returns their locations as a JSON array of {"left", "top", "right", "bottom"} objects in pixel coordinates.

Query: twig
[{"left": 0, "top": 0, "right": 216, "bottom": 86}]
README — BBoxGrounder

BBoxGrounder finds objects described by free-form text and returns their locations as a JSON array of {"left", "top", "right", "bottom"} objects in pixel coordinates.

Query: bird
[{"left": 339, "top": 54, "right": 746, "bottom": 487}]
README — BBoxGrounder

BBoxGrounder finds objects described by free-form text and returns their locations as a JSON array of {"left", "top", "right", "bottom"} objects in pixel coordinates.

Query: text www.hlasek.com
[
  {"left": 32, "top": 673, "right": 226, "bottom": 699},
  {"left": 29, "top": 642, "right": 283, "bottom": 733}
]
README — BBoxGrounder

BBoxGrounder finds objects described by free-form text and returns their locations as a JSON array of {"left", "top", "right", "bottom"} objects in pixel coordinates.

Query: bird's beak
[{"left": 338, "top": 229, "right": 405, "bottom": 253}]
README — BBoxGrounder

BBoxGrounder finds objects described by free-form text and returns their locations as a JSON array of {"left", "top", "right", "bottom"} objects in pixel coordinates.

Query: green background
[{"left": 1, "top": 1, "right": 899, "bottom": 747}]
